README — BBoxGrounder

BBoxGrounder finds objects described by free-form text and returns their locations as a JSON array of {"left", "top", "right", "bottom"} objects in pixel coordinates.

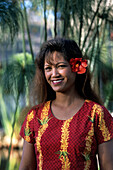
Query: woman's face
[{"left": 44, "top": 51, "right": 76, "bottom": 93}]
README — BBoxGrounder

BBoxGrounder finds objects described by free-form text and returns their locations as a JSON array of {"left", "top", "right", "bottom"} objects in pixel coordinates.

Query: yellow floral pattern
[
  {"left": 36, "top": 101, "right": 50, "bottom": 170},
  {"left": 20, "top": 100, "right": 113, "bottom": 169},
  {"left": 27, "top": 111, "right": 34, "bottom": 122},
  {"left": 59, "top": 118, "right": 73, "bottom": 170},
  {"left": 96, "top": 105, "right": 111, "bottom": 141},
  {"left": 24, "top": 110, "right": 34, "bottom": 142},
  {"left": 24, "top": 135, "right": 30, "bottom": 142},
  {"left": 83, "top": 103, "right": 111, "bottom": 170},
  {"left": 83, "top": 104, "right": 96, "bottom": 170}
]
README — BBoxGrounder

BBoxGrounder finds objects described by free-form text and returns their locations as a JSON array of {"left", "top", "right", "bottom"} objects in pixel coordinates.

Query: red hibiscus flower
[{"left": 69, "top": 58, "right": 88, "bottom": 74}]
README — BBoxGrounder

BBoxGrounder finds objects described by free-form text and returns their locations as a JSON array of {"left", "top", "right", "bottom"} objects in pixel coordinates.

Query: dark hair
[{"left": 31, "top": 38, "right": 102, "bottom": 105}]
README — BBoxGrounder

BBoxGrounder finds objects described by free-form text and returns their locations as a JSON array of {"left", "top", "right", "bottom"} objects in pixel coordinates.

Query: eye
[
  {"left": 44, "top": 66, "right": 52, "bottom": 71},
  {"left": 58, "top": 64, "right": 67, "bottom": 68}
]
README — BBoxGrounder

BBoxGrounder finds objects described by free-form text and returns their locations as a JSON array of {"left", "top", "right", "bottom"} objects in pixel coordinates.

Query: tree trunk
[
  {"left": 79, "top": 0, "right": 83, "bottom": 47},
  {"left": 22, "top": 0, "right": 34, "bottom": 62},
  {"left": 54, "top": 0, "right": 58, "bottom": 37},
  {"left": 82, "top": 0, "right": 103, "bottom": 51},
  {"left": 21, "top": 12, "right": 27, "bottom": 64},
  {"left": 44, "top": 0, "right": 47, "bottom": 41},
  {"left": 63, "top": 0, "right": 68, "bottom": 37}
]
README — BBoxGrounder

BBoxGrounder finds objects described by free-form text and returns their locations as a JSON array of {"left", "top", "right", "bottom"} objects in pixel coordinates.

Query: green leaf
[
  {"left": 88, "top": 116, "right": 95, "bottom": 123},
  {"left": 82, "top": 153, "right": 90, "bottom": 161},
  {"left": 38, "top": 114, "right": 52, "bottom": 125},
  {"left": 55, "top": 150, "right": 69, "bottom": 162}
]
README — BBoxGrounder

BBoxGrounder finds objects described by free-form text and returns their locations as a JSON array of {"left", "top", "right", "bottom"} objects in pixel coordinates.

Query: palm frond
[
  {"left": 0, "top": 0, "right": 22, "bottom": 43},
  {"left": 2, "top": 53, "right": 35, "bottom": 95}
]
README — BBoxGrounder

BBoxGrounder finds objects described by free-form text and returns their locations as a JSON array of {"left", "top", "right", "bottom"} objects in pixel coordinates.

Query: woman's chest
[{"left": 34, "top": 114, "right": 97, "bottom": 158}]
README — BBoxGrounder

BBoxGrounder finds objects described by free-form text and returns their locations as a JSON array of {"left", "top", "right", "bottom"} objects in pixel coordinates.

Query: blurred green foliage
[{"left": 0, "top": 0, "right": 113, "bottom": 169}]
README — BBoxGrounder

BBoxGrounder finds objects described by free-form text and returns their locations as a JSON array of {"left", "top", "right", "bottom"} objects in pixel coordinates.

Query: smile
[{"left": 51, "top": 79, "right": 63, "bottom": 85}]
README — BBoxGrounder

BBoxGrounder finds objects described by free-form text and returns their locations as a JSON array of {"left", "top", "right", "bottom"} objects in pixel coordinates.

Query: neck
[{"left": 54, "top": 89, "right": 83, "bottom": 107}]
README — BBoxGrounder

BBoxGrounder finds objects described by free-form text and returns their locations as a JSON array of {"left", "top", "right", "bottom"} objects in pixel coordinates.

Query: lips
[{"left": 51, "top": 79, "right": 64, "bottom": 85}]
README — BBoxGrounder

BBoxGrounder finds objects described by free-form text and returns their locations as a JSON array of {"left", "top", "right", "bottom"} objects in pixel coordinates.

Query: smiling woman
[
  {"left": 44, "top": 51, "right": 76, "bottom": 93},
  {"left": 35, "top": 38, "right": 102, "bottom": 104},
  {"left": 19, "top": 38, "right": 113, "bottom": 170}
]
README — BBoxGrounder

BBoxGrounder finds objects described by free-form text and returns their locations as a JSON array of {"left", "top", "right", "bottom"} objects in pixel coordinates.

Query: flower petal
[
  {"left": 69, "top": 58, "right": 75, "bottom": 64},
  {"left": 77, "top": 65, "right": 86, "bottom": 74},
  {"left": 69, "top": 58, "right": 87, "bottom": 74},
  {"left": 81, "top": 60, "right": 88, "bottom": 67}
]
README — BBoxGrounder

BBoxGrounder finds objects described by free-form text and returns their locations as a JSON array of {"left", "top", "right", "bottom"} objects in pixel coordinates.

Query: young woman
[{"left": 19, "top": 38, "right": 113, "bottom": 170}]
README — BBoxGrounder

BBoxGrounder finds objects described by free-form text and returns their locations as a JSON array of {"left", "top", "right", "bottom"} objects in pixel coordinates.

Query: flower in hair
[{"left": 69, "top": 58, "right": 88, "bottom": 74}]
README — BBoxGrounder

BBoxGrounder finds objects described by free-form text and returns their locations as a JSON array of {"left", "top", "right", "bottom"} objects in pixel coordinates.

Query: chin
[
  {"left": 52, "top": 87, "right": 67, "bottom": 93},
  {"left": 52, "top": 87, "right": 64, "bottom": 92}
]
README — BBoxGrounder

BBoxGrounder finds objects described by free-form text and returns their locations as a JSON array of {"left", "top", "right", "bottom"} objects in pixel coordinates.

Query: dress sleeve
[
  {"left": 95, "top": 105, "right": 113, "bottom": 145},
  {"left": 20, "top": 108, "right": 36, "bottom": 144}
]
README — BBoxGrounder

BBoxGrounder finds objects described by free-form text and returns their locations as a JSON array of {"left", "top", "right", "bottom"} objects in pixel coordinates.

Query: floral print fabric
[{"left": 20, "top": 100, "right": 113, "bottom": 170}]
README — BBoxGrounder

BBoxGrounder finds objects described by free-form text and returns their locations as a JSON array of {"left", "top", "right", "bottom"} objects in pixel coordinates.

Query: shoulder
[
  {"left": 84, "top": 100, "right": 101, "bottom": 112},
  {"left": 20, "top": 101, "right": 51, "bottom": 127},
  {"left": 27, "top": 100, "right": 51, "bottom": 118},
  {"left": 31, "top": 100, "right": 51, "bottom": 112},
  {"left": 86, "top": 100, "right": 113, "bottom": 126},
  {"left": 85, "top": 100, "right": 113, "bottom": 118},
  {"left": 31, "top": 102, "right": 45, "bottom": 112},
  {"left": 85, "top": 100, "right": 107, "bottom": 111}
]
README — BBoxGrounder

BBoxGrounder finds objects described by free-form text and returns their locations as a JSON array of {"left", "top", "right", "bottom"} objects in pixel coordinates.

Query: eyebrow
[{"left": 44, "top": 62, "right": 68, "bottom": 67}]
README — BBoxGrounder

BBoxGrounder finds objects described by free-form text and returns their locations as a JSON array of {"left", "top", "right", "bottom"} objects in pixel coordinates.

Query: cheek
[
  {"left": 44, "top": 71, "right": 50, "bottom": 81},
  {"left": 65, "top": 68, "right": 76, "bottom": 77},
  {"left": 68, "top": 72, "right": 76, "bottom": 82},
  {"left": 44, "top": 71, "right": 47, "bottom": 80}
]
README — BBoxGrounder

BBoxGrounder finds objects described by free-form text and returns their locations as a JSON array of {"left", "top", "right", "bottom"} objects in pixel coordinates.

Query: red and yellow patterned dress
[{"left": 20, "top": 100, "right": 113, "bottom": 170}]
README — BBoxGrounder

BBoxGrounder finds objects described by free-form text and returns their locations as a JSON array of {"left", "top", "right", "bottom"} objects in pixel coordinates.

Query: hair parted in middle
[{"left": 31, "top": 38, "right": 102, "bottom": 105}]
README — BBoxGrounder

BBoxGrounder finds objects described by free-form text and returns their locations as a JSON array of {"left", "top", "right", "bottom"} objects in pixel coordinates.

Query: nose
[{"left": 51, "top": 67, "right": 59, "bottom": 77}]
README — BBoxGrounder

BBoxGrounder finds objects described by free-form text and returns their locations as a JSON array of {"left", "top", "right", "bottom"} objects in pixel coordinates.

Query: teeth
[{"left": 53, "top": 80, "right": 62, "bottom": 83}]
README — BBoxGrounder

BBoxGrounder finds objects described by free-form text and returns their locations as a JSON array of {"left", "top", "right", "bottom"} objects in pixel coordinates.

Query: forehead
[{"left": 44, "top": 51, "right": 67, "bottom": 65}]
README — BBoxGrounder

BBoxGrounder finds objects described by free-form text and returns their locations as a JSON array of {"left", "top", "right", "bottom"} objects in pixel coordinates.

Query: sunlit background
[{"left": 0, "top": 0, "right": 113, "bottom": 169}]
